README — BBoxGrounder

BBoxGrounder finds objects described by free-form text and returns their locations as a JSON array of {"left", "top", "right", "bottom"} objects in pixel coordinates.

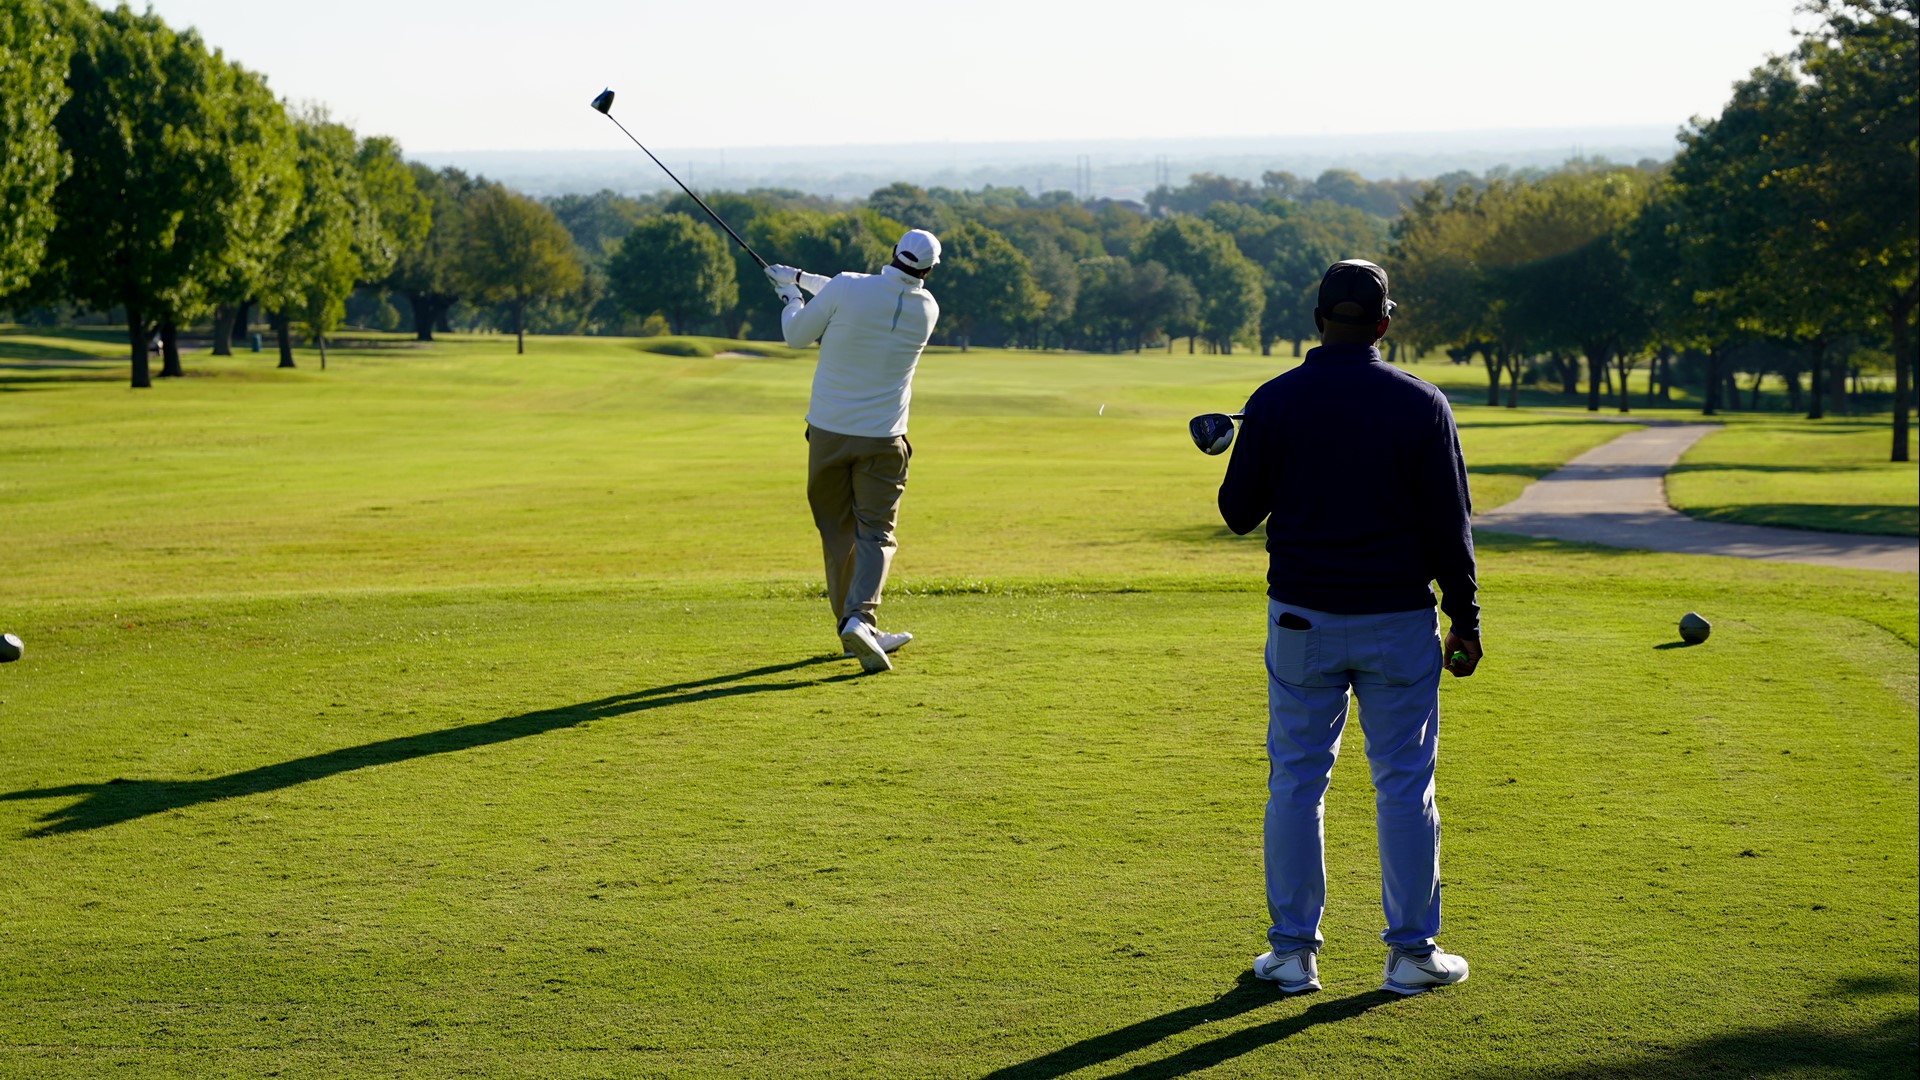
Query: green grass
[
  {"left": 1667, "top": 419, "right": 1920, "bottom": 537},
  {"left": 1, "top": 333, "right": 1914, "bottom": 1078}
]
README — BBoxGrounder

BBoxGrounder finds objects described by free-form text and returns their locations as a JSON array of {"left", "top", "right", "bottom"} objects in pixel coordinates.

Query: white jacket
[{"left": 783, "top": 265, "right": 939, "bottom": 439}]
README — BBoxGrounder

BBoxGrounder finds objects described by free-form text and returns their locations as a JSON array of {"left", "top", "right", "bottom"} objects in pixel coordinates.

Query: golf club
[
  {"left": 1189, "top": 412, "right": 1244, "bottom": 455},
  {"left": 589, "top": 89, "right": 769, "bottom": 270}
]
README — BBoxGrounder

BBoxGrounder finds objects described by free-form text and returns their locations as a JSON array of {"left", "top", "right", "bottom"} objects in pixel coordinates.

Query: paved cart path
[{"left": 1474, "top": 423, "right": 1920, "bottom": 573}]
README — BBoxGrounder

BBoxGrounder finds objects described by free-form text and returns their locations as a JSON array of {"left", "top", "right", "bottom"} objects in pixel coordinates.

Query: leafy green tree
[
  {"left": 935, "top": 221, "right": 1043, "bottom": 351},
  {"left": 1129, "top": 261, "right": 1199, "bottom": 354},
  {"left": 259, "top": 111, "right": 366, "bottom": 369},
  {"left": 391, "top": 165, "right": 478, "bottom": 342},
  {"left": 457, "top": 182, "right": 585, "bottom": 354},
  {"left": 1783, "top": 0, "right": 1918, "bottom": 458},
  {"left": 42, "top": 6, "right": 293, "bottom": 386},
  {"left": 865, "top": 182, "right": 955, "bottom": 235},
  {"left": 607, "top": 213, "right": 736, "bottom": 335},
  {"left": 1391, "top": 183, "right": 1505, "bottom": 401},
  {"left": 197, "top": 62, "right": 300, "bottom": 357},
  {"left": 353, "top": 136, "right": 431, "bottom": 291},
  {"left": 1068, "top": 256, "right": 1133, "bottom": 352},
  {"left": 1491, "top": 168, "right": 1653, "bottom": 411},
  {"left": 1134, "top": 216, "right": 1263, "bottom": 353},
  {"left": 0, "top": 0, "right": 87, "bottom": 298}
]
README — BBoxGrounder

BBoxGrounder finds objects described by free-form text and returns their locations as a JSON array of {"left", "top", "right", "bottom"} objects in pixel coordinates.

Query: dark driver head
[
  {"left": 1189, "top": 413, "right": 1238, "bottom": 455},
  {"left": 590, "top": 88, "right": 616, "bottom": 114}
]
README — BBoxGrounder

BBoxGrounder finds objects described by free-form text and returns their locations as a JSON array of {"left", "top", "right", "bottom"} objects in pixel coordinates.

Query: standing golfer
[
  {"left": 1218, "top": 259, "right": 1482, "bottom": 996},
  {"left": 766, "top": 229, "right": 941, "bottom": 673}
]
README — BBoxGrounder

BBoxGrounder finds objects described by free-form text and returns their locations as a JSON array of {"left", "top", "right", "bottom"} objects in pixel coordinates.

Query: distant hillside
[{"left": 415, "top": 126, "right": 1681, "bottom": 201}]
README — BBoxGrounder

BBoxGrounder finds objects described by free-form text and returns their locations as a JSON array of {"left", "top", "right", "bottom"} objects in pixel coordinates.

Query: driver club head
[
  {"left": 590, "top": 88, "right": 615, "bottom": 114},
  {"left": 1189, "top": 413, "right": 1240, "bottom": 455}
]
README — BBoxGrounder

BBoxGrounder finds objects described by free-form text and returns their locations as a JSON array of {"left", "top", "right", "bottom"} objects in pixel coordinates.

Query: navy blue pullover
[{"left": 1217, "top": 343, "right": 1480, "bottom": 637}]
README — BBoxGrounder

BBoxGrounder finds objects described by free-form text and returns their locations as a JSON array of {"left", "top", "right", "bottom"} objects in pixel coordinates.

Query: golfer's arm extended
[{"left": 781, "top": 289, "right": 835, "bottom": 347}]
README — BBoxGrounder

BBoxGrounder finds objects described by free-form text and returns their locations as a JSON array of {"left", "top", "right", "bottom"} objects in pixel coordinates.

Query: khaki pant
[{"left": 806, "top": 425, "right": 910, "bottom": 628}]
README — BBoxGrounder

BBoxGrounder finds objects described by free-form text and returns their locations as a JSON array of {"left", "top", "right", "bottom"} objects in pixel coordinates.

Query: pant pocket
[
  {"left": 1372, "top": 611, "right": 1440, "bottom": 686},
  {"left": 1267, "top": 617, "right": 1315, "bottom": 685}
]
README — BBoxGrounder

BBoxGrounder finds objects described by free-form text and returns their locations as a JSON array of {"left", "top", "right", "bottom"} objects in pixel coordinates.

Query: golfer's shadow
[
  {"left": 982, "top": 974, "right": 1393, "bottom": 1079},
  {"left": 1, "top": 655, "right": 860, "bottom": 837}
]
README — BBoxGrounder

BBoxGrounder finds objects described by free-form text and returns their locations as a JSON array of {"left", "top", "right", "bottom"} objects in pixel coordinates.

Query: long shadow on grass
[
  {"left": 1, "top": 655, "right": 858, "bottom": 837},
  {"left": 982, "top": 975, "right": 1392, "bottom": 1079},
  {"left": 1456, "top": 974, "right": 1915, "bottom": 1078}
]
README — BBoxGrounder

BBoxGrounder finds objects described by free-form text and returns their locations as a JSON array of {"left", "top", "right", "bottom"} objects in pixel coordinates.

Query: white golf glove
[
  {"left": 768, "top": 264, "right": 832, "bottom": 297},
  {"left": 774, "top": 282, "right": 804, "bottom": 305}
]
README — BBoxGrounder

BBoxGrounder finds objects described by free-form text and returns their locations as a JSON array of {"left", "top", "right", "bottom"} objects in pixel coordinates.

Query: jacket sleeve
[
  {"left": 1416, "top": 398, "right": 1480, "bottom": 637},
  {"left": 1217, "top": 395, "right": 1273, "bottom": 536},
  {"left": 781, "top": 276, "right": 840, "bottom": 347}
]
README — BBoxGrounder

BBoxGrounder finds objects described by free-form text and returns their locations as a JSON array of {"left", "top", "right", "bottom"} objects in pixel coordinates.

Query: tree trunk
[
  {"left": 1892, "top": 286, "right": 1914, "bottom": 463},
  {"left": 1786, "top": 368, "right": 1802, "bottom": 413},
  {"left": 1614, "top": 355, "right": 1632, "bottom": 413},
  {"left": 159, "top": 318, "right": 183, "bottom": 378},
  {"left": 1481, "top": 346, "right": 1500, "bottom": 406},
  {"left": 1702, "top": 346, "right": 1720, "bottom": 416},
  {"left": 1748, "top": 370, "right": 1764, "bottom": 411},
  {"left": 1291, "top": 338, "right": 1302, "bottom": 357},
  {"left": 514, "top": 298, "right": 525, "bottom": 355},
  {"left": 126, "top": 303, "right": 151, "bottom": 389},
  {"left": 1656, "top": 346, "right": 1674, "bottom": 403},
  {"left": 273, "top": 312, "right": 295, "bottom": 368},
  {"left": 1187, "top": 335, "right": 1195, "bottom": 354},
  {"left": 1585, "top": 346, "right": 1608, "bottom": 412},
  {"left": 1828, "top": 347, "right": 1849, "bottom": 416},
  {"left": 318, "top": 333, "right": 328, "bottom": 371},
  {"left": 407, "top": 292, "right": 435, "bottom": 342},
  {"left": 1724, "top": 367, "right": 1740, "bottom": 411},
  {"left": 1502, "top": 347, "right": 1521, "bottom": 408},
  {"left": 1805, "top": 336, "right": 1824, "bottom": 419},
  {"left": 1261, "top": 340, "right": 1271, "bottom": 356},
  {"left": 212, "top": 305, "right": 236, "bottom": 357}
]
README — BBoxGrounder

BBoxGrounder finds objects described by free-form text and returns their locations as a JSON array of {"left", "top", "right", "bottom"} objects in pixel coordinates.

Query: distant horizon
[
  {"left": 411, "top": 125, "right": 1684, "bottom": 201},
  {"left": 419, "top": 122, "right": 1685, "bottom": 160}
]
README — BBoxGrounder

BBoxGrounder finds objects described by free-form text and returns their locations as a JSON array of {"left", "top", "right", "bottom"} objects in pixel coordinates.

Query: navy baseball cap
[{"left": 1316, "top": 259, "right": 1395, "bottom": 325}]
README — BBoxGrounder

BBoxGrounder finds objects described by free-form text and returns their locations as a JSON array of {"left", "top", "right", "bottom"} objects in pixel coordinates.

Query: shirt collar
[
  {"left": 1303, "top": 343, "right": 1381, "bottom": 365},
  {"left": 880, "top": 265, "right": 925, "bottom": 290}
]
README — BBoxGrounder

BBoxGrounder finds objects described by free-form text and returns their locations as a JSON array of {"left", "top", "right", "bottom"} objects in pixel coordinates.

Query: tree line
[
  {"left": 0, "top": 1, "right": 585, "bottom": 381},
  {"left": 1392, "top": 0, "right": 1915, "bottom": 461},
  {"left": 3, "top": 1, "right": 1911, "bottom": 458}
]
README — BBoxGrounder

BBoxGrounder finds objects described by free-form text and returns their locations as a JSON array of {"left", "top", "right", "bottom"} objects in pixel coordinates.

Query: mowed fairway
[{"left": 1, "top": 334, "right": 1915, "bottom": 1078}]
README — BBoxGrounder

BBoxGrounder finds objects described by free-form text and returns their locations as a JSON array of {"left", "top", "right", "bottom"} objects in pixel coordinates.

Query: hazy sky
[{"left": 128, "top": 0, "right": 1807, "bottom": 153}]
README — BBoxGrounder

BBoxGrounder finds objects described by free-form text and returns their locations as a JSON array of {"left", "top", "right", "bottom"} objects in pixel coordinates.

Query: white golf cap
[{"left": 894, "top": 228, "right": 941, "bottom": 269}]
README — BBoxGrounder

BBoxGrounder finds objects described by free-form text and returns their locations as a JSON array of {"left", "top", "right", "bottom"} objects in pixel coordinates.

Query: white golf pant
[{"left": 1263, "top": 599, "right": 1444, "bottom": 954}]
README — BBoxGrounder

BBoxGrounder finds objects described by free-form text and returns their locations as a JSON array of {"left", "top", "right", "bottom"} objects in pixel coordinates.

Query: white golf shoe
[
  {"left": 1251, "top": 948, "right": 1321, "bottom": 993},
  {"left": 838, "top": 619, "right": 892, "bottom": 673},
  {"left": 1380, "top": 945, "right": 1469, "bottom": 996},
  {"left": 838, "top": 628, "right": 912, "bottom": 659}
]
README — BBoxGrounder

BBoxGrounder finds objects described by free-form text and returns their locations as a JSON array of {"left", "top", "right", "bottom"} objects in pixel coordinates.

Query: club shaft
[{"left": 600, "top": 114, "right": 768, "bottom": 269}]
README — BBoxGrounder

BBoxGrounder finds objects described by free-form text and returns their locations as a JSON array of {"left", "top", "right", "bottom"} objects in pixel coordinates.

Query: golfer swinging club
[
  {"left": 1217, "top": 259, "right": 1482, "bottom": 996},
  {"left": 765, "top": 229, "right": 942, "bottom": 673}
]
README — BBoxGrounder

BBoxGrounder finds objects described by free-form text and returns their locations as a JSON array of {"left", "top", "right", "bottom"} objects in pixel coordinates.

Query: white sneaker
[
  {"left": 1380, "top": 945, "right": 1468, "bottom": 996},
  {"left": 1252, "top": 948, "right": 1321, "bottom": 993},
  {"left": 839, "top": 619, "right": 892, "bottom": 673},
  {"left": 839, "top": 629, "right": 912, "bottom": 658}
]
